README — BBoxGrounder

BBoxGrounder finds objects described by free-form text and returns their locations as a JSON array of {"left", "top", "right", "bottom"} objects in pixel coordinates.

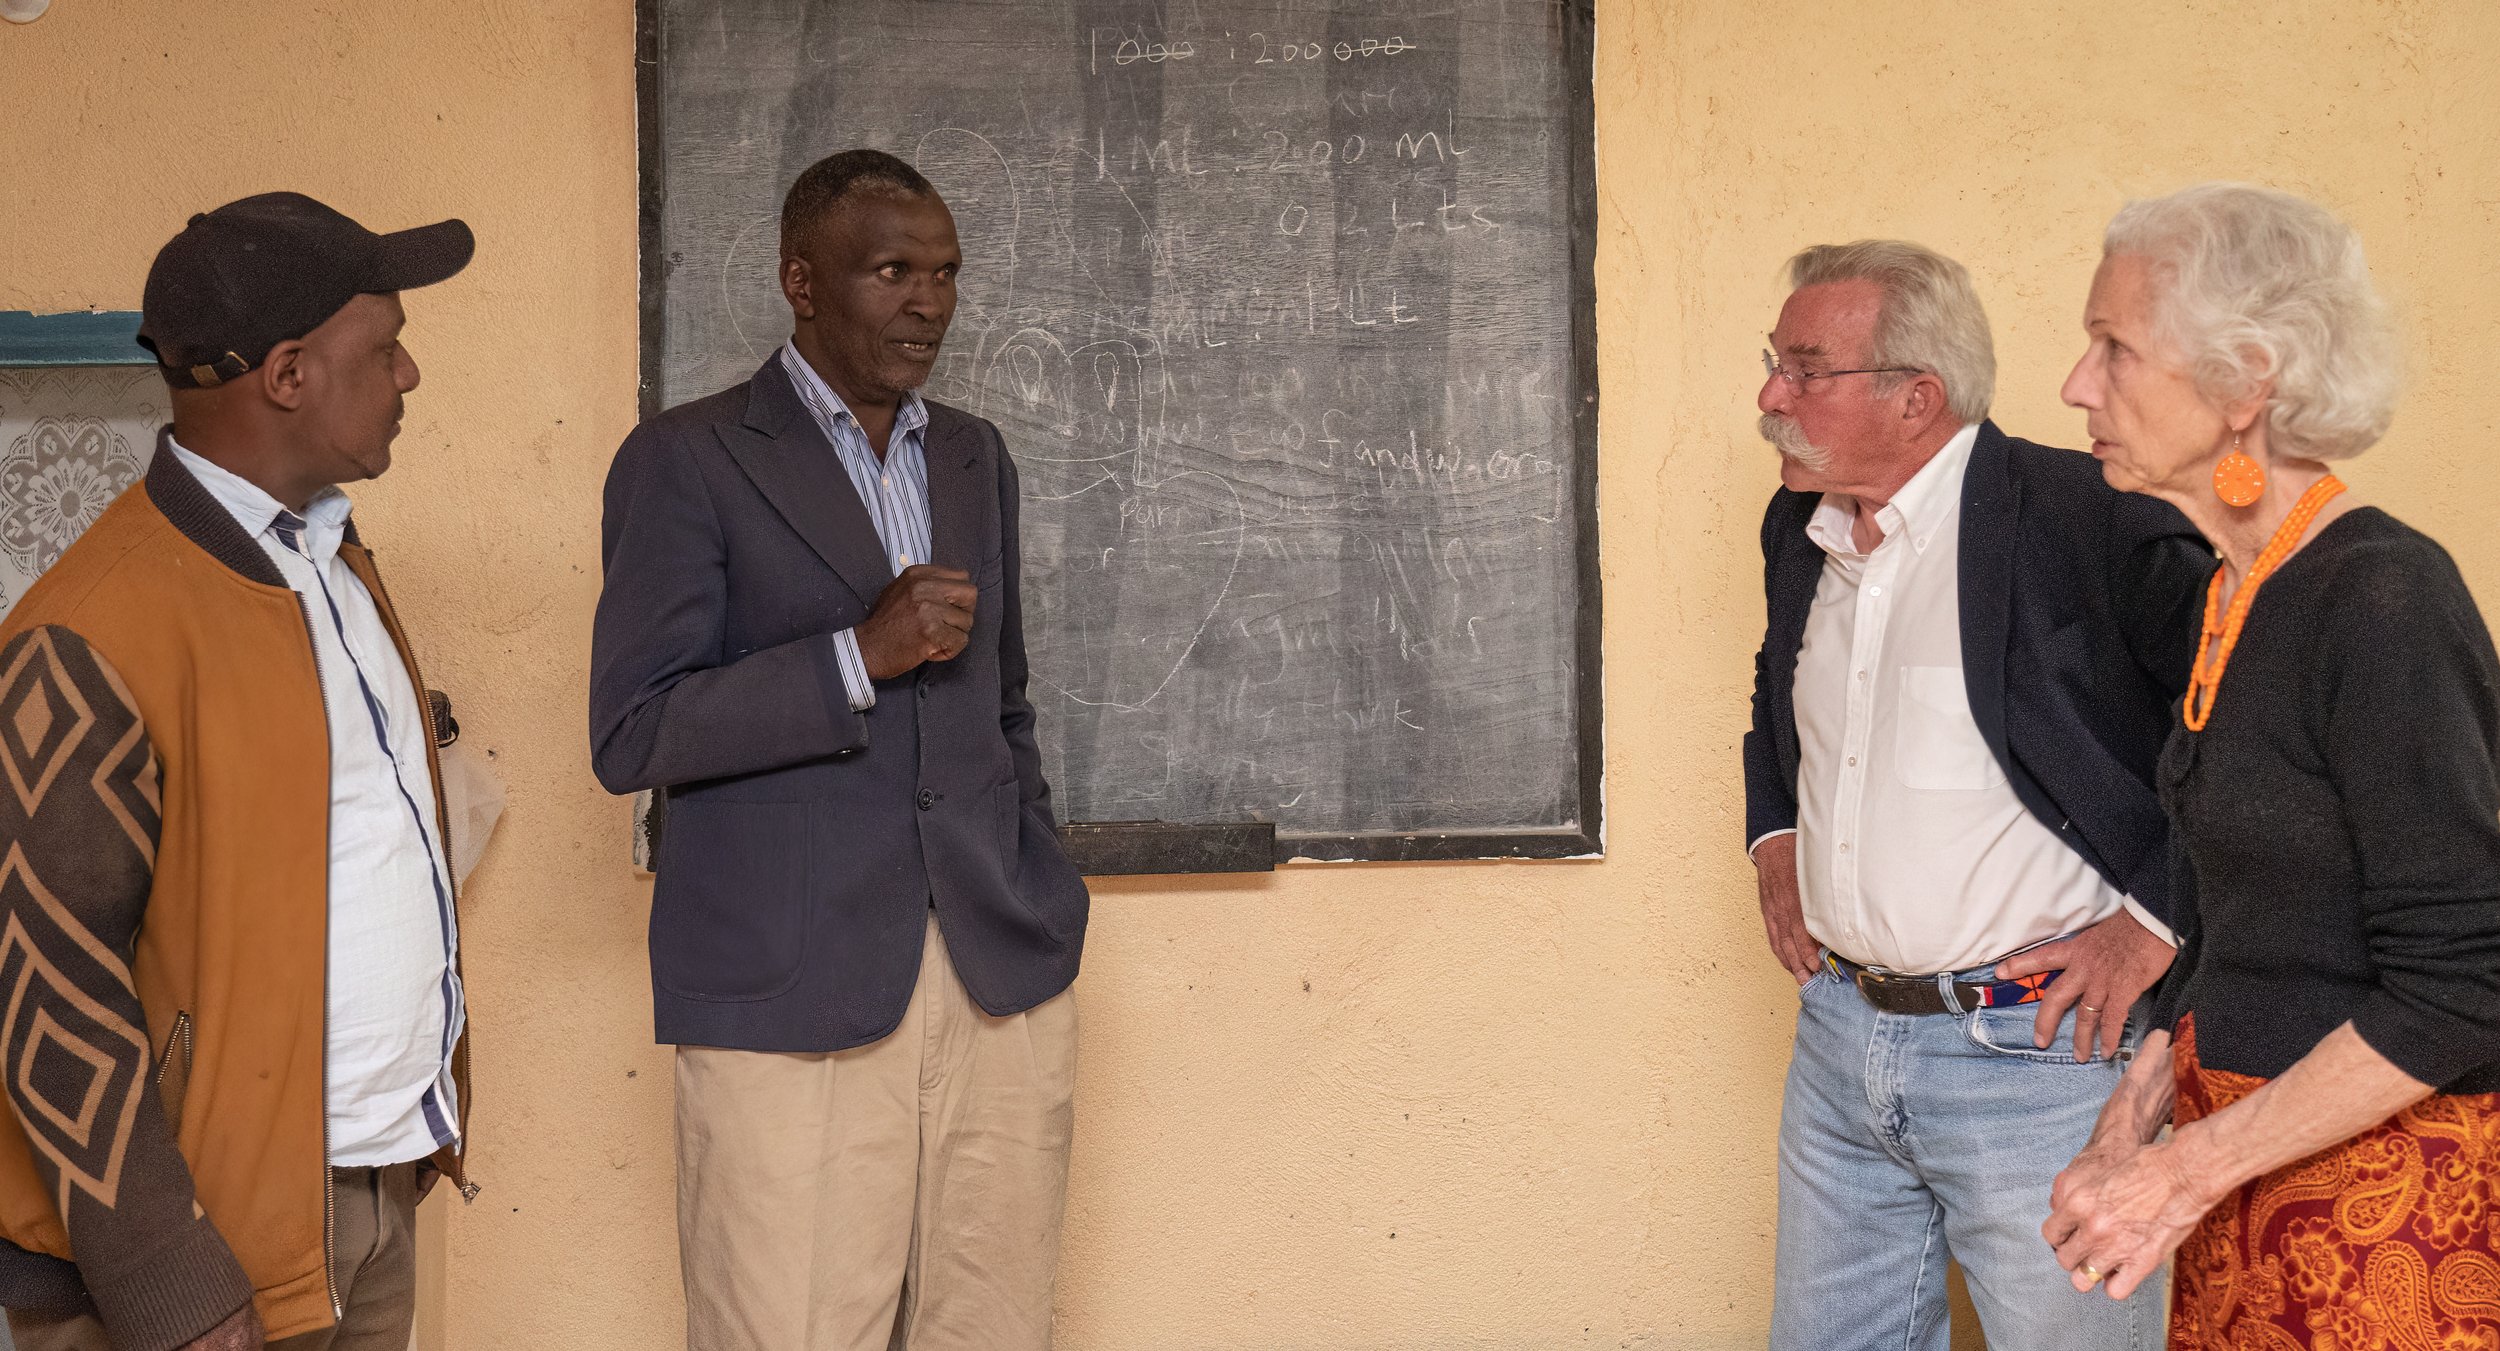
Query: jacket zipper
[
  {"left": 291, "top": 592, "right": 345, "bottom": 1324},
  {"left": 152, "top": 1011, "right": 191, "bottom": 1090}
]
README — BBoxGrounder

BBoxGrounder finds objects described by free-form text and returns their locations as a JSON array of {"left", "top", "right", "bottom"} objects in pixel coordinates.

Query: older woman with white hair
[{"left": 2045, "top": 181, "right": 2500, "bottom": 1347}]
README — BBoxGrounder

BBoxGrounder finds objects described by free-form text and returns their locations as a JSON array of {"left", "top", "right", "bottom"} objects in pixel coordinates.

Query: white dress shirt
[
  {"left": 1761, "top": 424, "right": 2168, "bottom": 973},
  {"left": 170, "top": 440, "right": 463, "bottom": 1166}
]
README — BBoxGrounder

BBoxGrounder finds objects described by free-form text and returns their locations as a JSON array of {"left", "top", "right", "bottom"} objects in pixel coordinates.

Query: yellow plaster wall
[{"left": 2, "top": 2, "right": 2495, "bottom": 1347}]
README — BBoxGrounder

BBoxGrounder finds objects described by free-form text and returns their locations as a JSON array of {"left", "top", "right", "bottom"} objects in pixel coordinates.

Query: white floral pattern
[{"left": 0, "top": 369, "right": 163, "bottom": 616}]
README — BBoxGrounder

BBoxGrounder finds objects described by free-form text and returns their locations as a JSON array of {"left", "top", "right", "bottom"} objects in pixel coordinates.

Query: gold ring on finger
[{"left": 2080, "top": 1263, "right": 2105, "bottom": 1287}]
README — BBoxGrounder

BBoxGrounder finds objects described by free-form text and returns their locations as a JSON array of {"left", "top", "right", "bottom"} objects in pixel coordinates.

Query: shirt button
[
  {"left": 1847, "top": 756, "right": 1858, "bottom": 767},
  {"left": 1856, "top": 670, "right": 1868, "bottom": 681},
  {"left": 917, "top": 788, "right": 937, "bottom": 811},
  {"left": 1839, "top": 842, "right": 1851, "bottom": 853},
  {"left": 1869, "top": 586, "right": 1882, "bottom": 596}
]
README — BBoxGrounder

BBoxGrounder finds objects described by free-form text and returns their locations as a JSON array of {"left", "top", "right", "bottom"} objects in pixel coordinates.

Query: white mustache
[{"left": 1758, "top": 413, "right": 1835, "bottom": 473}]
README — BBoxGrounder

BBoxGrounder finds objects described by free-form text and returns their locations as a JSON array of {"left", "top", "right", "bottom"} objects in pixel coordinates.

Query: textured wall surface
[{"left": 1, "top": 2, "right": 2495, "bottom": 1348}]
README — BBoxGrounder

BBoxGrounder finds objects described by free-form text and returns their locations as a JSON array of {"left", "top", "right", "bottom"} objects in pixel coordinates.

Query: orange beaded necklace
[{"left": 2183, "top": 474, "right": 2346, "bottom": 731}]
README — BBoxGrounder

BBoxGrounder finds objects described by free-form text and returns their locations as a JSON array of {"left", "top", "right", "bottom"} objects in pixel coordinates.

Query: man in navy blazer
[
  {"left": 590, "top": 150, "right": 1086, "bottom": 1351},
  {"left": 1740, "top": 241, "right": 2209, "bottom": 1349}
]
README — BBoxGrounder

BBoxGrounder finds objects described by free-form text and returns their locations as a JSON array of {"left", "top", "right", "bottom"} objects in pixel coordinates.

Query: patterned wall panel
[{"left": 0, "top": 369, "right": 163, "bottom": 616}]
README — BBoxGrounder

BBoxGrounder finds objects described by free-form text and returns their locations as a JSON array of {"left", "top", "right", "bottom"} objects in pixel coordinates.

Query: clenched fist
[{"left": 857, "top": 564, "right": 977, "bottom": 680}]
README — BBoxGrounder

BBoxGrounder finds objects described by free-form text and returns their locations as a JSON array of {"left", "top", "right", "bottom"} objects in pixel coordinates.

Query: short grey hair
[
  {"left": 1785, "top": 240, "right": 1997, "bottom": 424},
  {"left": 2103, "top": 183, "right": 2399, "bottom": 461}
]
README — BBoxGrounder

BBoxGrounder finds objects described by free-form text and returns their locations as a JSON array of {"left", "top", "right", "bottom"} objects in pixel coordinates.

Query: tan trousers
[
  {"left": 676, "top": 914, "right": 1078, "bottom": 1351},
  {"left": 6, "top": 1163, "right": 421, "bottom": 1351}
]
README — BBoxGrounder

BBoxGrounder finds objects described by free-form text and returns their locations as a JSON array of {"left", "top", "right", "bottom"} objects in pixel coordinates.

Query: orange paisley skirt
[{"left": 2170, "top": 1013, "right": 2500, "bottom": 1351}]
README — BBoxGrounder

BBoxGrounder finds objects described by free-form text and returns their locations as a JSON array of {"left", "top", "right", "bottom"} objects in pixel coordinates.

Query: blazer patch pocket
[
  {"left": 1893, "top": 666, "right": 2007, "bottom": 792},
  {"left": 651, "top": 799, "right": 811, "bottom": 1001}
]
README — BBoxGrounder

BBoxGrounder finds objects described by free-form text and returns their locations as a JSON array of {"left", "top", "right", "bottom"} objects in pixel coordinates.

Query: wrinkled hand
[
  {"left": 2048, "top": 1135, "right": 2139, "bottom": 1223},
  {"left": 179, "top": 1302, "right": 265, "bottom": 1351},
  {"left": 2044, "top": 1138, "right": 2215, "bottom": 1300},
  {"left": 1996, "top": 908, "right": 2175, "bottom": 1062},
  {"left": 856, "top": 565, "right": 976, "bottom": 680},
  {"left": 1752, "top": 834, "right": 1819, "bottom": 986}
]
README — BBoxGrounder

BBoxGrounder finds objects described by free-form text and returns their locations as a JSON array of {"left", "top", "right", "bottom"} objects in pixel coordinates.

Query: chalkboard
[{"left": 639, "top": 0, "right": 1601, "bottom": 861}]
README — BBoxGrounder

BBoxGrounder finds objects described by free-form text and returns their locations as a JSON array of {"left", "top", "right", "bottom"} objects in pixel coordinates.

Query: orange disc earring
[{"left": 2213, "top": 435, "right": 2266, "bottom": 508}]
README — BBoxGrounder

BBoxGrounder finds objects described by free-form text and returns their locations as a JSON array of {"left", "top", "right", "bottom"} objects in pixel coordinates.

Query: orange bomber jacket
[{"left": 0, "top": 440, "right": 470, "bottom": 1350}]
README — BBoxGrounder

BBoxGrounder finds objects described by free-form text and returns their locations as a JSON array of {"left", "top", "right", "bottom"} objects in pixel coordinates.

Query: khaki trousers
[
  {"left": 676, "top": 914, "right": 1078, "bottom": 1351},
  {"left": 6, "top": 1163, "right": 421, "bottom": 1351}
]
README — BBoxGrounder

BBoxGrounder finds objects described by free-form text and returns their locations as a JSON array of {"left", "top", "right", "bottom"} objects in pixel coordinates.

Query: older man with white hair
[{"left": 1741, "top": 240, "right": 2212, "bottom": 1348}]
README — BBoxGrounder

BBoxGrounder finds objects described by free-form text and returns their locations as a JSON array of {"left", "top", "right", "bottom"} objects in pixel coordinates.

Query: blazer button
[{"left": 917, "top": 788, "right": 937, "bottom": 811}]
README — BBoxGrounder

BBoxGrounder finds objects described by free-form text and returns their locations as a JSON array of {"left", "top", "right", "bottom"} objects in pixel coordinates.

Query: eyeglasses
[{"left": 1761, "top": 349, "right": 1924, "bottom": 390}]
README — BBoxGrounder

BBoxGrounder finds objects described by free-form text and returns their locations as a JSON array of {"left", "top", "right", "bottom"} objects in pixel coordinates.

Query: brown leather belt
[{"left": 1825, "top": 952, "right": 2058, "bottom": 1016}]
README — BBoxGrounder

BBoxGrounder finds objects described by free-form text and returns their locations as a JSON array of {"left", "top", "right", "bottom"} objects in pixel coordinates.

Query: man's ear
[
  {"left": 257, "top": 340, "right": 309, "bottom": 412},
  {"left": 1899, "top": 371, "right": 1946, "bottom": 428},
  {"left": 780, "top": 256, "right": 816, "bottom": 322}
]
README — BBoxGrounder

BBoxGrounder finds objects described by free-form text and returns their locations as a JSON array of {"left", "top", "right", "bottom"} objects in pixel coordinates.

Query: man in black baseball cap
[
  {"left": 135, "top": 191, "right": 474, "bottom": 510},
  {"left": 0, "top": 192, "right": 479, "bottom": 1351}
]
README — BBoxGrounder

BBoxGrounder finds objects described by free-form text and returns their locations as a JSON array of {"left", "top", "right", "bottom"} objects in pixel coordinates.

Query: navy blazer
[
  {"left": 1741, "top": 421, "right": 2213, "bottom": 928},
  {"left": 590, "top": 356, "right": 1087, "bottom": 1052}
]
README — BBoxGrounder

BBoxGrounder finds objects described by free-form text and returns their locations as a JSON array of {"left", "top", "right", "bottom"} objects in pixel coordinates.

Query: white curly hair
[{"left": 2103, "top": 183, "right": 2400, "bottom": 461}]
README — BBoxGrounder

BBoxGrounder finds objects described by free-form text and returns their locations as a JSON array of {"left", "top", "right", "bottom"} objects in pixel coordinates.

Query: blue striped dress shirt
[{"left": 780, "top": 341, "right": 934, "bottom": 710}]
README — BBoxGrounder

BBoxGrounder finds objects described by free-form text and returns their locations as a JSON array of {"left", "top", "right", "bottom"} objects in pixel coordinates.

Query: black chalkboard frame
[{"left": 632, "top": 0, "right": 1605, "bottom": 869}]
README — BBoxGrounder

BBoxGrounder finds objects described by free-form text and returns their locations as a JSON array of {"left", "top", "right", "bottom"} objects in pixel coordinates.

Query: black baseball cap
[{"left": 139, "top": 192, "right": 473, "bottom": 389}]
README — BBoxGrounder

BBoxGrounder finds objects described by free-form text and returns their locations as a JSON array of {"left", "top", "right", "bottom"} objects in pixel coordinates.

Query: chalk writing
[
  {"left": 652, "top": 0, "right": 1588, "bottom": 841},
  {"left": 1242, "top": 32, "right": 1414, "bottom": 65}
]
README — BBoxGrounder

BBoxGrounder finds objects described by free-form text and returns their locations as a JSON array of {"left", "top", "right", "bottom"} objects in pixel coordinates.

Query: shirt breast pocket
[{"left": 1892, "top": 665, "right": 2007, "bottom": 791}]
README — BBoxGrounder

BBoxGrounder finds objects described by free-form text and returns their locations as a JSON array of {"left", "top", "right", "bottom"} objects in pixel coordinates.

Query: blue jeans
[{"left": 1769, "top": 964, "right": 2165, "bottom": 1351}]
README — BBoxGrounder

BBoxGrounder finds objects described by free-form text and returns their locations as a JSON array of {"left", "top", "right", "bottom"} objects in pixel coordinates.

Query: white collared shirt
[
  {"left": 1762, "top": 424, "right": 2166, "bottom": 973},
  {"left": 169, "top": 439, "right": 463, "bottom": 1166}
]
